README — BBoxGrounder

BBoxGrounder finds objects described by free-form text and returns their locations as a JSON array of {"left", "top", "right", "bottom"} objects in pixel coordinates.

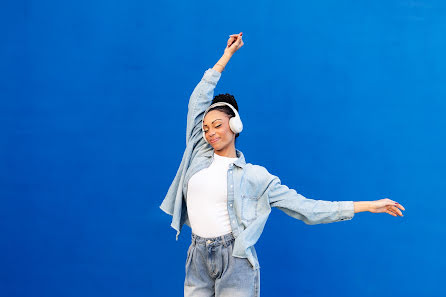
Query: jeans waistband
[{"left": 191, "top": 232, "right": 235, "bottom": 247}]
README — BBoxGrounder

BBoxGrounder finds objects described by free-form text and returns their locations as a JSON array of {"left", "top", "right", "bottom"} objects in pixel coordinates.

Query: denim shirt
[{"left": 160, "top": 68, "right": 355, "bottom": 270}]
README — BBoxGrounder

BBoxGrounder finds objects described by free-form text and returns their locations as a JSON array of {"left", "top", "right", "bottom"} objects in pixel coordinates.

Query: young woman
[{"left": 160, "top": 32, "right": 406, "bottom": 297}]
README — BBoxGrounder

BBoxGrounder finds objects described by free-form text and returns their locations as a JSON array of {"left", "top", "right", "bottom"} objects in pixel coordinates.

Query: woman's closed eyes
[{"left": 204, "top": 125, "right": 221, "bottom": 133}]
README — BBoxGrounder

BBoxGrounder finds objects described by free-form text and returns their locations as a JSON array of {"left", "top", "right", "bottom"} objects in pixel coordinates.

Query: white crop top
[{"left": 186, "top": 152, "right": 238, "bottom": 238}]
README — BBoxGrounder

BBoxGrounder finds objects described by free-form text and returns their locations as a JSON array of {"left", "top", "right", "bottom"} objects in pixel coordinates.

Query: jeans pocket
[
  {"left": 186, "top": 244, "right": 193, "bottom": 262},
  {"left": 254, "top": 267, "right": 260, "bottom": 297}
]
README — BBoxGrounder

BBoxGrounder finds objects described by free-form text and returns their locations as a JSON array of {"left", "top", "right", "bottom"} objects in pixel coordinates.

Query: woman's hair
[{"left": 208, "top": 93, "right": 240, "bottom": 140}]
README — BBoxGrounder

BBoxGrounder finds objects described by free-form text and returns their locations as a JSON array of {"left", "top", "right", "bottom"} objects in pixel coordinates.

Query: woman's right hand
[{"left": 224, "top": 32, "right": 244, "bottom": 55}]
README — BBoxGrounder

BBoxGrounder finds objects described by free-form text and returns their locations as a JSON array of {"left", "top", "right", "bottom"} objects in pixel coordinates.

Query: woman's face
[{"left": 203, "top": 110, "right": 235, "bottom": 150}]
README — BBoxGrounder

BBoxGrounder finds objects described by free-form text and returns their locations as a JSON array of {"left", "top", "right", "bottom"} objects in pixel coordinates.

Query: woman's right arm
[
  {"left": 212, "top": 32, "right": 244, "bottom": 73},
  {"left": 185, "top": 32, "right": 244, "bottom": 146}
]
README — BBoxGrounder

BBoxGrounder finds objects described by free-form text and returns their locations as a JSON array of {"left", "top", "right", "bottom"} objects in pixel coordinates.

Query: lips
[{"left": 210, "top": 138, "right": 220, "bottom": 144}]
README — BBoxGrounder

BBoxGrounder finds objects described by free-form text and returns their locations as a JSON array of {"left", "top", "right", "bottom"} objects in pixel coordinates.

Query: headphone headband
[
  {"left": 201, "top": 101, "right": 243, "bottom": 144},
  {"left": 202, "top": 102, "right": 240, "bottom": 131}
]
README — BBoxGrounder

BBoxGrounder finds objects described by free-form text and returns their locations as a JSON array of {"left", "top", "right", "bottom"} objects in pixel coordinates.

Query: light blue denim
[
  {"left": 184, "top": 232, "right": 260, "bottom": 297},
  {"left": 160, "top": 68, "right": 355, "bottom": 270}
]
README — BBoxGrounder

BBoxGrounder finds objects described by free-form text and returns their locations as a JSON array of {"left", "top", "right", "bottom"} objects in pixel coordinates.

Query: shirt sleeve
[
  {"left": 267, "top": 175, "right": 355, "bottom": 225},
  {"left": 185, "top": 68, "right": 222, "bottom": 147}
]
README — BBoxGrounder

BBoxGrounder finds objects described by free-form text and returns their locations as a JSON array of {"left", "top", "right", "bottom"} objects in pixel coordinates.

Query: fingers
[
  {"left": 386, "top": 198, "right": 406, "bottom": 212},
  {"left": 235, "top": 34, "right": 244, "bottom": 47},
  {"left": 391, "top": 205, "right": 403, "bottom": 216},
  {"left": 229, "top": 35, "right": 243, "bottom": 43},
  {"left": 227, "top": 37, "right": 235, "bottom": 47},
  {"left": 227, "top": 33, "right": 244, "bottom": 49},
  {"left": 228, "top": 32, "right": 243, "bottom": 44},
  {"left": 395, "top": 203, "right": 405, "bottom": 211},
  {"left": 375, "top": 198, "right": 405, "bottom": 217},
  {"left": 385, "top": 209, "right": 398, "bottom": 217},
  {"left": 386, "top": 205, "right": 404, "bottom": 217},
  {"left": 387, "top": 206, "right": 399, "bottom": 216},
  {"left": 389, "top": 200, "right": 405, "bottom": 214}
]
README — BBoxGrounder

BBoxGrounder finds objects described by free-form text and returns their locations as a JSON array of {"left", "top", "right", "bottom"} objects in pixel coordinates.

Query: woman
[{"left": 160, "top": 32, "right": 406, "bottom": 297}]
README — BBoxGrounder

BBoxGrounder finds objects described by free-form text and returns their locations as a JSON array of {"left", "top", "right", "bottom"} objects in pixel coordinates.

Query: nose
[{"left": 207, "top": 128, "right": 216, "bottom": 138}]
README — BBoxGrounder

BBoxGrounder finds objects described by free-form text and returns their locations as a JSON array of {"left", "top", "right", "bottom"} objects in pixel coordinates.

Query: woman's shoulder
[
  {"left": 239, "top": 162, "right": 278, "bottom": 199},
  {"left": 243, "top": 162, "right": 276, "bottom": 182}
]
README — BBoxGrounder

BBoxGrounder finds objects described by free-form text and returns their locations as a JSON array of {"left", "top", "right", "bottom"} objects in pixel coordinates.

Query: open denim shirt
[{"left": 160, "top": 68, "right": 355, "bottom": 270}]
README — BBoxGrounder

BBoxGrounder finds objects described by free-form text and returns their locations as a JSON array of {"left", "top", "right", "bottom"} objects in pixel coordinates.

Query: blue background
[{"left": 2, "top": 0, "right": 445, "bottom": 296}]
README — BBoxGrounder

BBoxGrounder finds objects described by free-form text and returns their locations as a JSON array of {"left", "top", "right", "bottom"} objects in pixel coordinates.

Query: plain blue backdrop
[{"left": 1, "top": 0, "right": 445, "bottom": 296}]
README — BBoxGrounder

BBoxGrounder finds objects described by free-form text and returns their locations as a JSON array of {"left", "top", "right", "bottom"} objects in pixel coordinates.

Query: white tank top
[{"left": 186, "top": 152, "right": 238, "bottom": 238}]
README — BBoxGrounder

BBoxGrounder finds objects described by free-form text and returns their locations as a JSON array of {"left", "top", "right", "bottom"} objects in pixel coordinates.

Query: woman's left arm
[{"left": 267, "top": 175, "right": 405, "bottom": 225}]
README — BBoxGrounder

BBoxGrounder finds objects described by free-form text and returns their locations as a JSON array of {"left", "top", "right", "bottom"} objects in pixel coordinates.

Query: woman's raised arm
[
  {"left": 213, "top": 32, "right": 244, "bottom": 73},
  {"left": 185, "top": 32, "right": 244, "bottom": 146}
]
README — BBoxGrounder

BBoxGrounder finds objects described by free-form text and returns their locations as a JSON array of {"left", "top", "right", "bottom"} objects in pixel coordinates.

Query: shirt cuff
[
  {"left": 203, "top": 68, "right": 222, "bottom": 85},
  {"left": 337, "top": 201, "right": 355, "bottom": 221}
]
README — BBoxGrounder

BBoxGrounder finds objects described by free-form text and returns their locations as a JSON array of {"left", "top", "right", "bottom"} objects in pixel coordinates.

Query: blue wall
[{"left": 2, "top": 1, "right": 445, "bottom": 296}]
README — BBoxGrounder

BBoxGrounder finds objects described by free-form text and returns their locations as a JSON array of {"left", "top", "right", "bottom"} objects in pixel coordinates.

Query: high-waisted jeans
[{"left": 184, "top": 232, "right": 260, "bottom": 297}]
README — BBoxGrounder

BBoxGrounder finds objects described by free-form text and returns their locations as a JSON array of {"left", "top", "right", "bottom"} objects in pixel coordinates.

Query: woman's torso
[{"left": 186, "top": 152, "right": 238, "bottom": 238}]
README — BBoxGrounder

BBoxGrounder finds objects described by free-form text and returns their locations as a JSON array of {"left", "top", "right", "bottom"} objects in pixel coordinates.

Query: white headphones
[{"left": 202, "top": 102, "right": 243, "bottom": 144}]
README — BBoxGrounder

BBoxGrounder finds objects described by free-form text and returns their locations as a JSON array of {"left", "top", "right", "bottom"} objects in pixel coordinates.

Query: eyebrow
[{"left": 203, "top": 119, "right": 222, "bottom": 127}]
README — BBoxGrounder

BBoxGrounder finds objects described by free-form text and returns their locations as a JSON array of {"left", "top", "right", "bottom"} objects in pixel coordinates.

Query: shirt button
[
  {"left": 230, "top": 185, "right": 233, "bottom": 188},
  {"left": 230, "top": 203, "right": 233, "bottom": 207},
  {"left": 232, "top": 220, "right": 235, "bottom": 224}
]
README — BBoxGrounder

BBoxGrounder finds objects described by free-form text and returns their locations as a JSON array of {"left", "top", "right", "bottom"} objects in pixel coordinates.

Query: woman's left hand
[{"left": 369, "top": 198, "right": 405, "bottom": 217}]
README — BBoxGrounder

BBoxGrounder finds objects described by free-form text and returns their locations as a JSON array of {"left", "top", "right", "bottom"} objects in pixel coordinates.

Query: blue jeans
[{"left": 184, "top": 232, "right": 260, "bottom": 297}]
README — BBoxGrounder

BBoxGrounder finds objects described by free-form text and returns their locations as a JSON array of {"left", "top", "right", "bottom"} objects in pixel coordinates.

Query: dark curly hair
[{"left": 207, "top": 93, "right": 240, "bottom": 140}]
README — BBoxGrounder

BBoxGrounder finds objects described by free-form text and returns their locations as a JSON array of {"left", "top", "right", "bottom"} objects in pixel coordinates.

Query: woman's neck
[{"left": 214, "top": 146, "right": 237, "bottom": 158}]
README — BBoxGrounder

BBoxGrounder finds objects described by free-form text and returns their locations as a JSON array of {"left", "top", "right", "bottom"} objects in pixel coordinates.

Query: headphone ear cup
[{"left": 229, "top": 117, "right": 243, "bottom": 134}]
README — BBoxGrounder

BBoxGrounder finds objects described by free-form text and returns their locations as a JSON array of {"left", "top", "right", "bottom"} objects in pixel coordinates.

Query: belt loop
[{"left": 221, "top": 234, "right": 227, "bottom": 247}]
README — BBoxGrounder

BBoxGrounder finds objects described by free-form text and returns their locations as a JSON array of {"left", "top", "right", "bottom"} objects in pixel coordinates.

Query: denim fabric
[
  {"left": 160, "top": 68, "right": 355, "bottom": 270},
  {"left": 184, "top": 232, "right": 260, "bottom": 297}
]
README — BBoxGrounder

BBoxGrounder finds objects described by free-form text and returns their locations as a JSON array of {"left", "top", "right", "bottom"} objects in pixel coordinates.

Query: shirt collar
[
  {"left": 206, "top": 148, "right": 246, "bottom": 168},
  {"left": 234, "top": 149, "right": 246, "bottom": 168}
]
